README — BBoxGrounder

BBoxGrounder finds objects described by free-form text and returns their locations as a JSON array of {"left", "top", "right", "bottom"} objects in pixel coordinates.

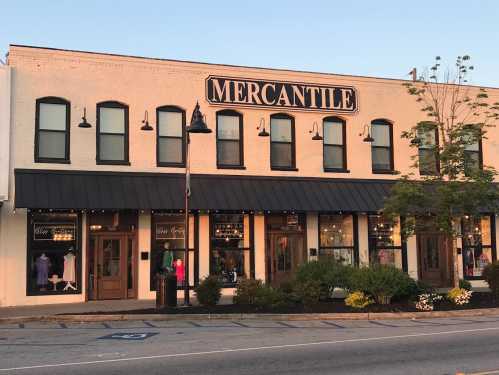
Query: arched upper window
[
  {"left": 35, "top": 97, "right": 71, "bottom": 163},
  {"left": 96, "top": 101, "right": 129, "bottom": 165},
  {"left": 370, "top": 119, "right": 394, "bottom": 173},
  {"left": 216, "top": 109, "right": 244, "bottom": 169},
  {"left": 156, "top": 105, "right": 186, "bottom": 167},
  {"left": 323, "top": 116, "right": 347, "bottom": 172},
  {"left": 270, "top": 113, "right": 296, "bottom": 170}
]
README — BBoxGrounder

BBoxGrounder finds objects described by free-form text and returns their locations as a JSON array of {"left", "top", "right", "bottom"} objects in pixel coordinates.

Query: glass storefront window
[
  {"left": 368, "top": 215, "right": 403, "bottom": 269},
  {"left": 462, "top": 215, "right": 494, "bottom": 278},
  {"left": 319, "top": 215, "right": 355, "bottom": 265},
  {"left": 27, "top": 212, "right": 81, "bottom": 295},
  {"left": 211, "top": 214, "right": 250, "bottom": 286},
  {"left": 150, "top": 214, "right": 190, "bottom": 290}
]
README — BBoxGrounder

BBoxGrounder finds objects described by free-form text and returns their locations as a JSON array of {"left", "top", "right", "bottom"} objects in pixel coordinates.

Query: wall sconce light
[
  {"left": 78, "top": 107, "right": 92, "bottom": 128},
  {"left": 359, "top": 124, "right": 374, "bottom": 143},
  {"left": 309, "top": 121, "right": 322, "bottom": 141},
  {"left": 257, "top": 117, "right": 269, "bottom": 137},
  {"left": 141, "top": 110, "right": 153, "bottom": 131}
]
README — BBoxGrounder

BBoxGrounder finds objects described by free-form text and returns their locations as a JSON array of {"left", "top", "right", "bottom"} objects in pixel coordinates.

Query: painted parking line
[
  {"left": 59, "top": 323, "right": 68, "bottom": 329},
  {"left": 143, "top": 321, "right": 157, "bottom": 328},
  {"left": 368, "top": 320, "right": 398, "bottom": 328},
  {"left": 275, "top": 321, "right": 296, "bottom": 328},
  {"left": 98, "top": 332, "right": 159, "bottom": 341},
  {"left": 321, "top": 321, "right": 345, "bottom": 329},
  {"left": 231, "top": 321, "right": 249, "bottom": 328},
  {"left": 101, "top": 323, "right": 112, "bottom": 329},
  {"left": 187, "top": 321, "right": 202, "bottom": 327},
  {"left": 2, "top": 326, "right": 499, "bottom": 372}
]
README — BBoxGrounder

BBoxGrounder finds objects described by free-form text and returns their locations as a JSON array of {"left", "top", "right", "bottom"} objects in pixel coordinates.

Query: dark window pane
[
  {"left": 100, "top": 134, "right": 124, "bottom": 161},
  {"left": 318, "top": 248, "right": 354, "bottom": 265},
  {"left": 419, "top": 149, "right": 437, "bottom": 175},
  {"left": 217, "top": 140, "right": 240, "bottom": 166},
  {"left": 38, "top": 131, "right": 66, "bottom": 159},
  {"left": 464, "top": 151, "right": 480, "bottom": 174},
  {"left": 324, "top": 145, "right": 344, "bottom": 169},
  {"left": 372, "top": 147, "right": 391, "bottom": 171},
  {"left": 271, "top": 143, "right": 292, "bottom": 168},
  {"left": 158, "top": 137, "right": 183, "bottom": 164}
]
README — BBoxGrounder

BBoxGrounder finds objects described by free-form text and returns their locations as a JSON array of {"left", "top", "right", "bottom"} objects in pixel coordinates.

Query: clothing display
[
  {"left": 162, "top": 250, "right": 174, "bottom": 273},
  {"left": 63, "top": 252, "right": 76, "bottom": 282},
  {"left": 35, "top": 254, "right": 51, "bottom": 287},
  {"left": 174, "top": 258, "right": 185, "bottom": 282}
]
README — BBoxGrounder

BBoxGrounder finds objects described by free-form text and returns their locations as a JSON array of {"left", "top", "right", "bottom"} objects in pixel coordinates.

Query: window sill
[
  {"left": 271, "top": 167, "right": 299, "bottom": 172},
  {"left": 157, "top": 162, "right": 186, "bottom": 168},
  {"left": 217, "top": 165, "right": 246, "bottom": 170},
  {"left": 324, "top": 168, "right": 350, "bottom": 173},
  {"left": 96, "top": 160, "right": 131, "bottom": 166},
  {"left": 35, "top": 158, "right": 71, "bottom": 164},
  {"left": 372, "top": 170, "right": 397, "bottom": 175}
]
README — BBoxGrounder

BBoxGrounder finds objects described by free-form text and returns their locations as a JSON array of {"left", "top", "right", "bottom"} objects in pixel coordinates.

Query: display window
[
  {"left": 27, "top": 212, "right": 81, "bottom": 295},
  {"left": 150, "top": 213, "right": 196, "bottom": 290},
  {"left": 210, "top": 214, "right": 251, "bottom": 287},
  {"left": 368, "top": 215, "right": 403, "bottom": 269},
  {"left": 462, "top": 215, "right": 495, "bottom": 279},
  {"left": 319, "top": 214, "right": 356, "bottom": 265}
]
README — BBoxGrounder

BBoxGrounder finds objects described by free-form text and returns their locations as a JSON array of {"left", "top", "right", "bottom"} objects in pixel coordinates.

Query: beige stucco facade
[{"left": 0, "top": 45, "right": 498, "bottom": 306}]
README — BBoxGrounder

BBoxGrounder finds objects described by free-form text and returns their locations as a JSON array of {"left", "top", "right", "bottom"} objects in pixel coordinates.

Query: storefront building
[{"left": 0, "top": 45, "right": 498, "bottom": 306}]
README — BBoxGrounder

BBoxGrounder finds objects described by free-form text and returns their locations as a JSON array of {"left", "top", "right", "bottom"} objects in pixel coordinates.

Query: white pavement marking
[{"left": 1, "top": 326, "right": 499, "bottom": 372}]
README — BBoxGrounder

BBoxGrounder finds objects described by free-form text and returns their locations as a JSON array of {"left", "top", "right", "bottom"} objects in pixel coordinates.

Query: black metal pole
[{"left": 183, "top": 132, "right": 190, "bottom": 306}]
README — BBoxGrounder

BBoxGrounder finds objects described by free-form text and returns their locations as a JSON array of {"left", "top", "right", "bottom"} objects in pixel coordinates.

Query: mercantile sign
[{"left": 206, "top": 75, "right": 358, "bottom": 113}]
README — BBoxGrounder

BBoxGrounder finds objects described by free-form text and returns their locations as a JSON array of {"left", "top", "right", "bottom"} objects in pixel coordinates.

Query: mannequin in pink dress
[{"left": 173, "top": 258, "right": 185, "bottom": 285}]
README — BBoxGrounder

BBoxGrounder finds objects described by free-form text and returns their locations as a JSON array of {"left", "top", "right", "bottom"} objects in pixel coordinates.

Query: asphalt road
[{"left": 1, "top": 316, "right": 499, "bottom": 374}]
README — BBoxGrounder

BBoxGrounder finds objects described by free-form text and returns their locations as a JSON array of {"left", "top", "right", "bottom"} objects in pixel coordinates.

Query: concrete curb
[{"left": 1, "top": 307, "right": 499, "bottom": 324}]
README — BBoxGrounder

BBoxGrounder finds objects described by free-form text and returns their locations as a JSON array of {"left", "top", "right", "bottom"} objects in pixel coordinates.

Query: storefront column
[
  {"left": 198, "top": 214, "right": 210, "bottom": 281},
  {"left": 306, "top": 213, "right": 318, "bottom": 261},
  {"left": 138, "top": 212, "right": 153, "bottom": 299},
  {"left": 254, "top": 214, "right": 266, "bottom": 282},
  {"left": 406, "top": 234, "right": 418, "bottom": 280},
  {"left": 495, "top": 214, "right": 499, "bottom": 261},
  {"left": 357, "top": 214, "right": 369, "bottom": 266}
]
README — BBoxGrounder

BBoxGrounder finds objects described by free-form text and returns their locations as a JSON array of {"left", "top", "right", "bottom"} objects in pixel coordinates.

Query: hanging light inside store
[
  {"left": 360, "top": 123, "right": 374, "bottom": 143},
  {"left": 140, "top": 110, "right": 153, "bottom": 131},
  {"left": 257, "top": 117, "right": 269, "bottom": 137},
  {"left": 309, "top": 121, "right": 323, "bottom": 141},
  {"left": 78, "top": 107, "right": 92, "bottom": 128}
]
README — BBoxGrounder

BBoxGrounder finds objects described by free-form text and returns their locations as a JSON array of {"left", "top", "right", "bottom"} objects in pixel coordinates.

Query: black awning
[{"left": 14, "top": 169, "right": 395, "bottom": 212}]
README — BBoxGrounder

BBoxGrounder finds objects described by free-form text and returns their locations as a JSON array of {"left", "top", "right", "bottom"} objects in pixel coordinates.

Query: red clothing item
[{"left": 174, "top": 259, "right": 185, "bottom": 282}]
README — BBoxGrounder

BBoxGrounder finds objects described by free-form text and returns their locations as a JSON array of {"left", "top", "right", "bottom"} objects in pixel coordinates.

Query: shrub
[
  {"left": 447, "top": 287, "right": 472, "bottom": 306},
  {"left": 482, "top": 262, "right": 499, "bottom": 298},
  {"left": 415, "top": 293, "right": 443, "bottom": 311},
  {"left": 345, "top": 291, "right": 373, "bottom": 309},
  {"left": 194, "top": 276, "right": 222, "bottom": 306},
  {"left": 254, "top": 285, "right": 290, "bottom": 309},
  {"left": 233, "top": 278, "right": 263, "bottom": 305},
  {"left": 295, "top": 259, "right": 350, "bottom": 300},
  {"left": 415, "top": 280, "right": 436, "bottom": 294},
  {"left": 294, "top": 279, "right": 321, "bottom": 306},
  {"left": 347, "top": 265, "right": 416, "bottom": 305},
  {"left": 459, "top": 279, "right": 472, "bottom": 291}
]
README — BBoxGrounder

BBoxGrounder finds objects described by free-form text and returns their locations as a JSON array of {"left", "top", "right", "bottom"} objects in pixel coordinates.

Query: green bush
[
  {"left": 295, "top": 259, "right": 350, "bottom": 300},
  {"left": 194, "top": 276, "right": 222, "bottom": 306},
  {"left": 294, "top": 279, "right": 321, "bottom": 306},
  {"left": 347, "top": 265, "right": 416, "bottom": 305},
  {"left": 233, "top": 278, "right": 263, "bottom": 305},
  {"left": 482, "top": 262, "right": 499, "bottom": 298},
  {"left": 459, "top": 279, "right": 472, "bottom": 291},
  {"left": 254, "top": 285, "right": 290, "bottom": 309},
  {"left": 415, "top": 280, "right": 436, "bottom": 294}
]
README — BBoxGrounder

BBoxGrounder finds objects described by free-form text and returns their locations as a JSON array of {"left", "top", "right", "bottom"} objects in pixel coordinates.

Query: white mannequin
[{"left": 63, "top": 248, "right": 77, "bottom": 291}]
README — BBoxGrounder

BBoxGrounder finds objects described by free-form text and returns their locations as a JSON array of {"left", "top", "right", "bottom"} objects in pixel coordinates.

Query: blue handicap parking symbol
[{"left": 98, "top": 332, "right": 158, "bottom": 340}]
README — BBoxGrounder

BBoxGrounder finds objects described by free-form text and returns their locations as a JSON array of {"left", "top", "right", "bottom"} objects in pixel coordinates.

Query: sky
[{"left": 1, "top": 0, "right": 499, "bottom": 87}]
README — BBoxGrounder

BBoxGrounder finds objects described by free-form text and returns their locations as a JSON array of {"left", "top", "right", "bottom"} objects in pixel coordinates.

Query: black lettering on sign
[{"left": 206, "top": 76, "right": 358, "bottom": 113}]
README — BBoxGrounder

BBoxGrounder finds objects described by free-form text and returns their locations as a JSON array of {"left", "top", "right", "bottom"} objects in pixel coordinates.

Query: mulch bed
[{"left": 63, "top": 292, "right": 499, "bottom": 316}]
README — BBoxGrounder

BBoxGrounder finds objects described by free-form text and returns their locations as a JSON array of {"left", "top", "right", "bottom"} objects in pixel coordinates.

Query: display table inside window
[
  {"left": 368, "top": 215, "right": 403, "bottom": 269},
  {"left": 210, "top": 214, "right": 250, "bottom": 287},
  {"left": 462, "top": 215, "right": 494, "bottom": 279},
  {"left": 319, "top": 215, "right": 355, "bottom": 265},
  {"left": 28, "top": 212, "right": 81, "bottom": 295},
  {"left": 150, "top": 214, "right": 189, "bottom": 290}
]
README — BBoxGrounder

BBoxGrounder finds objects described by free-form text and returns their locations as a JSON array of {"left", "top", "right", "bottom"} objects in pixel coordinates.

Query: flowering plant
[
  {"left": 447, "top": 288, "right": 472, "bottom": 306},
  {"left": 415, "top": 293, "right": 443, "bottom": 311},
  {"left": 345, "top": 291, "right": 373, "bottom": 309}
]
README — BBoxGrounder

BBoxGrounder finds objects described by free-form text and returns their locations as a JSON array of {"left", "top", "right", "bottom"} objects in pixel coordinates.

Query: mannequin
[
  {"left": 35, "top": 253, "right": 51, "bottom": 291},
  {"left": 63, "top": 248, "right": 77, "bottom": 291},
  {"left": 162, "top": 242, "right": 174, "bottom": 273},
  {"left": 173, "top": 258, "right": 185, "bottom": 285}
]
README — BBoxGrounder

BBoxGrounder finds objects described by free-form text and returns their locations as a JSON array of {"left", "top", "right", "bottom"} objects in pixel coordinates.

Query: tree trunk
[{"left": 451, "top": 237, "right": 460, "bottom": 288}]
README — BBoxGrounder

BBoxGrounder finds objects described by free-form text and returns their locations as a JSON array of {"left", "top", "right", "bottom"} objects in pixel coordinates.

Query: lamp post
[{"left": 183, "top": 102, "right": 212, "bottom": 305}]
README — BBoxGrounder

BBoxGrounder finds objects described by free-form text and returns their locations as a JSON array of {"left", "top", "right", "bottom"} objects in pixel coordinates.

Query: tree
[{"left": 383, "top": 55, "right": 499, "bottom": 287}]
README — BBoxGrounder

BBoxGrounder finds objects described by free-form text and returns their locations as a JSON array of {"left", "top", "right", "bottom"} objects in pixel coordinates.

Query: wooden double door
[
  {"left": 267, "top": 232, "right": 307, "bottom": 286},
  {"left": 417, "top": 233, "right": 452, "bottom": 288},
  {"left": 88, "top": 233, "right": 137, "bottom": 300}
]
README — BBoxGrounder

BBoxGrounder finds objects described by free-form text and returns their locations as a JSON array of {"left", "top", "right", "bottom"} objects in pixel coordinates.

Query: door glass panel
[
  {"left": 276, "top": 236, "right": 291, "bottom": 271},
  {"left": 127, "top": 239, "right": 133, "bottom": 290},
  {"left": 102, "top": 239, "right": 120, "bottom": 277},
  {"left": 426, "top": 237, "right": 439, "bottom": 269}
]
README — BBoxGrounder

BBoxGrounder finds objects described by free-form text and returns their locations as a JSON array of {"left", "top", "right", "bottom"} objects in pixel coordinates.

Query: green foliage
[
  {"left": 347, "top": 265, "right": 416, "bottom": 304},
  {"left": 345, "top": 291, "right": 373, "bottom": 309},
  {"left": 293, "top": 279, "right": 321, "bottom": 306},
  {"left": 253, "top": 285, "right": 290, "bottom": 310},
  {"left": 233, "top": 278, "right": 263, "bottom": 305},
  {"left": 295, "top": 259, "right": 350, "bottom": 300},
  {"left": 482, "top": 262, "right": 499, "bottom": 298},
  {"left": 194, "top": 276, "right": 222, "bottom": 306},
  {"left": 459, "top": 279, "right": 472, "bottom": 291}
]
